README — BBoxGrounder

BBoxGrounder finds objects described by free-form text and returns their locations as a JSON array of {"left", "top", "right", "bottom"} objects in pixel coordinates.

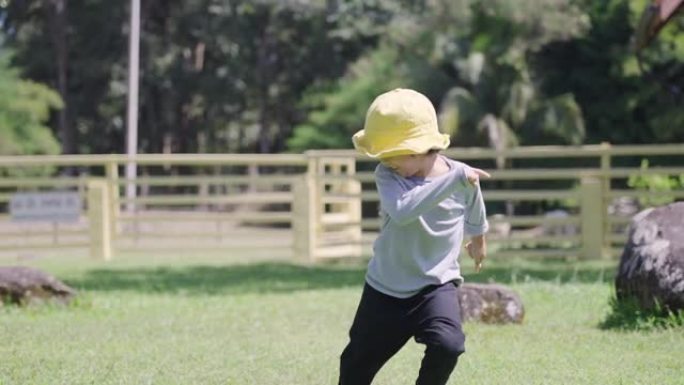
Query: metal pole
[{"left": 125, "top": 0, "right": 140, "bottom": 212}]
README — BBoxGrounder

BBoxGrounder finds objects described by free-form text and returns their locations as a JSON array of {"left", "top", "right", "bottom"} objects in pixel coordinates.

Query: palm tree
[{"left": 438, "top": 47, "right": 585, "bottom": 216}]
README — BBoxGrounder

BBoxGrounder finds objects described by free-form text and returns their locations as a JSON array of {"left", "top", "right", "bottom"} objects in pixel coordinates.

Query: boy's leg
[
  {"left": 412, "top": 283, "right": 465, "bottom": 385},
  {"left": 339, "top": 283, "right": 412, "bottom": 385}
]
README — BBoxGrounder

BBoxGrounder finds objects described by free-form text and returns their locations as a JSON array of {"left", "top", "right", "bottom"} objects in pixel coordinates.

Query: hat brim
[{"left": 352, "top": 129, "right": 450, "bottom": 159}]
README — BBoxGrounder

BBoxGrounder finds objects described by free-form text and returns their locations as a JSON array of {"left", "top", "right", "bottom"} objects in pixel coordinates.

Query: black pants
[{"left": 339, "top": 282, "right": 465, "bottom": 385}]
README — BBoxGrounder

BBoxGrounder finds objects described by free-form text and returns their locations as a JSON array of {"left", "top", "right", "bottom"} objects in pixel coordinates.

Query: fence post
[
  {"left": 337, "top": 157, "right": 362, "bottom": 258},
  {"left": 105, "top": 160, "right": 119, "bottom": 248},
  {"left": 580, "top": 176, "right": 607, "bottom": 259},
  {"left": 599, "top": 142, "right": 612, "bottom": 258},
  {"left": 292, "top": 154, "right": 320, "bottom": 262},
  {"left": 88, "top": 179, "right": 112, "bottom": 260}
]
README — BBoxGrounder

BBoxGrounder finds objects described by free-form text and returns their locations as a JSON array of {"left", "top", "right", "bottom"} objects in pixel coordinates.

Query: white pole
[{"left": 125, "top": 0, "right": 140, "bottom": 212}]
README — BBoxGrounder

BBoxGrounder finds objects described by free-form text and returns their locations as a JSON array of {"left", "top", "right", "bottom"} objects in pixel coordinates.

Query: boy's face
[{"left": 380, "top": 154, "right": 423, "bottom": 178}]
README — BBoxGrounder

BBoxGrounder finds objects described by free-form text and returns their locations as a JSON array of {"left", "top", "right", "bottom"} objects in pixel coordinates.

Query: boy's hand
[
  {"left": 465, "top": 167, "right": 491, "bottom": 186},
  {"left": 465, "top": 235, "right": 487, "bottom": 273}
]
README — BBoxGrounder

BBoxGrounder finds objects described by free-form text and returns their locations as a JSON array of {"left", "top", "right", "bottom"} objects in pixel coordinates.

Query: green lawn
[{"left": 1, "top": 252, "right": 683, "bottom": 385}]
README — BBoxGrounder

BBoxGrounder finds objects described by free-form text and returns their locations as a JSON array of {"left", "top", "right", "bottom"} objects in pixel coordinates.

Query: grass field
[{"left": 1, "top": 251, "right": 683, "bottom": 385}]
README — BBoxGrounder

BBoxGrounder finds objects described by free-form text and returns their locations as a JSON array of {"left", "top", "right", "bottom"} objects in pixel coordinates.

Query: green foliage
[
  {"left": 534, "top": 0, "right": 684, "bottom": 144},
  {"left": 0, "top": 53, "right": 62, "bottom": 157},
  {"left": 2, "top": 0, "right": 363, "bottom": 154},
  {"left": 288, "top": 44, "right": 450, "bottom": 151},
  {"left": 627, "top": 159, "right": 684, "bottom": 206},
  {"left": 290, "top": 0, "right": 590, "bottom": 152},
  {"left": 519, "top": 93, "right": 586, "bottom": 146},
  {"left": 601, "top": 295, "right": 684, "bottom": 331},
  {"left": 438, "top": 87, "right": 479, "bottom": 138},
  {"left": 438, "top": 1, "right": 589, "bottom": 148},
  {"left": 287, "top": 46, "right": 399, "bottom": 151},
  {"left": 2, "top": 0, "right": 682, "bottom": 155}
]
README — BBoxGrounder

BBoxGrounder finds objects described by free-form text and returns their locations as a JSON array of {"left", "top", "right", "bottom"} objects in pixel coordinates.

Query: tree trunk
[
  {"left": 256, "top": 13, "right": 275, "bottom": 154},
  {"left": 48, "top": 0, "right": 72, "bottom": 155}
]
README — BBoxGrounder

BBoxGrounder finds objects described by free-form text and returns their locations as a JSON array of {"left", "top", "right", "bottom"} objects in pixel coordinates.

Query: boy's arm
[
  {"left": 466, "top": 234, "right": 487, "bottom": 273},
  {"left": 464, "top": 183, "right": 489, "bottom": 272},
  {"left": 376, "top": 165, "right": 471, "bottom": 226},
  {"left": 464, "top": 183, "right": 489, "bottom": 236}
]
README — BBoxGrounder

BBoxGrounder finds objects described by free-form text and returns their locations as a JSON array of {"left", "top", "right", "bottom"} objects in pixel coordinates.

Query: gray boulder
[
  {"left": 616, "top": 202, "right": 684, "bottom": 312},
  {"left": 0, "top": 266, "right": 76, "bottom": 306},
  {"left": 458, "top": 283, "right": 524, "bottom": 324}
]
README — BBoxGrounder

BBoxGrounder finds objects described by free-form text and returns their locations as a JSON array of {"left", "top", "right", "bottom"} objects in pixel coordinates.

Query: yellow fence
[{"left": 1, "top": 144, "right": 683, "bottom": 261}]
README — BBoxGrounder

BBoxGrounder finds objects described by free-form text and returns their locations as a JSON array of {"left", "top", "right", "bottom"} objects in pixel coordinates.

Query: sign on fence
[{"left": 10, "top": 192, "right": 82, "bottom": 222}]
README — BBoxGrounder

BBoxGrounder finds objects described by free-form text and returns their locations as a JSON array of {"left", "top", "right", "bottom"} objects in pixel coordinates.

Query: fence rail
[{"left": 1, "top": 143, "right": 683, "bottom": 261}]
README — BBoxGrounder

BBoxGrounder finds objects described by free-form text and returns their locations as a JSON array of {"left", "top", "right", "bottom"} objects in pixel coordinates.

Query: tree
[
  {"left": 2, "top": 0, "right": 128, "bottom": 154},
  {"left": 2, "top": 0, "right": 73, "bottom": 154},
  {"left": 1, "top": 0, "right": 367, "bottom": 154},
  {"left": 289, "top": 0, "right": 589, "bottom": 151},
  {"left": 0, "top": 53, "right": 62, "bottom": 158},
  {"left": 533, "top": 0, "right": 684, "bottom": 144},
  {"left": 4, "top": 0, "right": 679, "bottom": 157},
  {"left": 438, "top": 1, "right": 589, "bottom": 149}
]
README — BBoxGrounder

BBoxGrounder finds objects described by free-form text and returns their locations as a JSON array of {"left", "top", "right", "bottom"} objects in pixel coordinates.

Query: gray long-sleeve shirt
[{"left": 366, "top": 156, "right": 489, "bottom": 298}]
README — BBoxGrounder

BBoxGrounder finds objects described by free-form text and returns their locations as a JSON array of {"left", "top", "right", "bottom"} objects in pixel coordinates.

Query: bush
[{"left": 600, "top": 295, "right": 684, "bottom": 331}]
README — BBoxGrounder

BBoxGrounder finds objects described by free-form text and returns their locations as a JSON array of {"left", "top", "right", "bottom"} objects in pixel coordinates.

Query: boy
[{"left": 339, "top": 88, "right": 489, "bottom": 385}]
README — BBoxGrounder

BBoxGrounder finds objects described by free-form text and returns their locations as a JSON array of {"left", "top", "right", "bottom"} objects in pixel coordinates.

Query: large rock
[
  {"left": 0, "top": 266, "right": 76, "bottom": 306},
  {"left": 616, "top": 202, "right": 684, "bottom": 312},
  {"left": 458, "top": 283, "right": 524, "bottom": 324}
]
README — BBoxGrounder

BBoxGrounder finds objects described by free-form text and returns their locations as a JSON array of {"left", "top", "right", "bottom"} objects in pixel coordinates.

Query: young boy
[{"left": 338, "top": 88, "right": 489, "bottom": 385}]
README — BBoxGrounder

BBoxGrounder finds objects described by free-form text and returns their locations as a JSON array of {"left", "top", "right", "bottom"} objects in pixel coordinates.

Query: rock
[
  {"left": 608, "top": 196, "right": 640, "bottom": 217},
  {"left": 615, "top": 202, "right": 684, "bottom": 312},
  {"left": 543, "top": 209, "right": 578, "bottom": 236},
  {"left": 489, "top": 214, "right": 511, "bottom": 238},
  {"left": 0, "top": 266, "right": 76, "bottom": 306},
  {"left": 458, "top": 283, "right": 524, "bottom": 324}
]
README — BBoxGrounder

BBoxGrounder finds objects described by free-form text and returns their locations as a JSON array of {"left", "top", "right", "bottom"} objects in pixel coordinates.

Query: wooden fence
[{"left": 0, "top": 143, "right": 683, "bottom": 261}]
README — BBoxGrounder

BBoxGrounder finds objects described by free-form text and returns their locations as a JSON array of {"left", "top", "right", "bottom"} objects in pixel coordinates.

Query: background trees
[
  {"left": 0, "top": 52, "right": 62, "bottom": 157},
  {"left": 0, "top": 0, "right": 681, "bottom": 155}
]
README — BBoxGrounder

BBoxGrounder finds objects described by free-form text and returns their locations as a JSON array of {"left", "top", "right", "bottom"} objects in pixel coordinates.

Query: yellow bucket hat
[{"left": 352, "top": 88, "right": 450, "bottom": 159}]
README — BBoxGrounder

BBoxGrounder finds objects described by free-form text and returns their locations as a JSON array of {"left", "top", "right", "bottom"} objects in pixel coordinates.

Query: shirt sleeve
[
  {"left": 464, "top": 183, "right": 489, "bottom": 236},
  {"left": 375, "top": 164, "right": 469, "bottom": 226}
]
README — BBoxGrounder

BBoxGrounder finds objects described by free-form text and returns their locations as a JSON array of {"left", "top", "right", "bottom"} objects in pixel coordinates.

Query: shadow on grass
[
  {"left": 66, "top": 262, "right": 367, "bottom": 295},
  {"left": 463, "top": 256, "right": 617, "bottom": 285},
  {"left": 64, "top": 258, "right": 618, "bottom": 295},
  {"left": 599, "top": 296, "right": 684, "bottom": 331}
]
